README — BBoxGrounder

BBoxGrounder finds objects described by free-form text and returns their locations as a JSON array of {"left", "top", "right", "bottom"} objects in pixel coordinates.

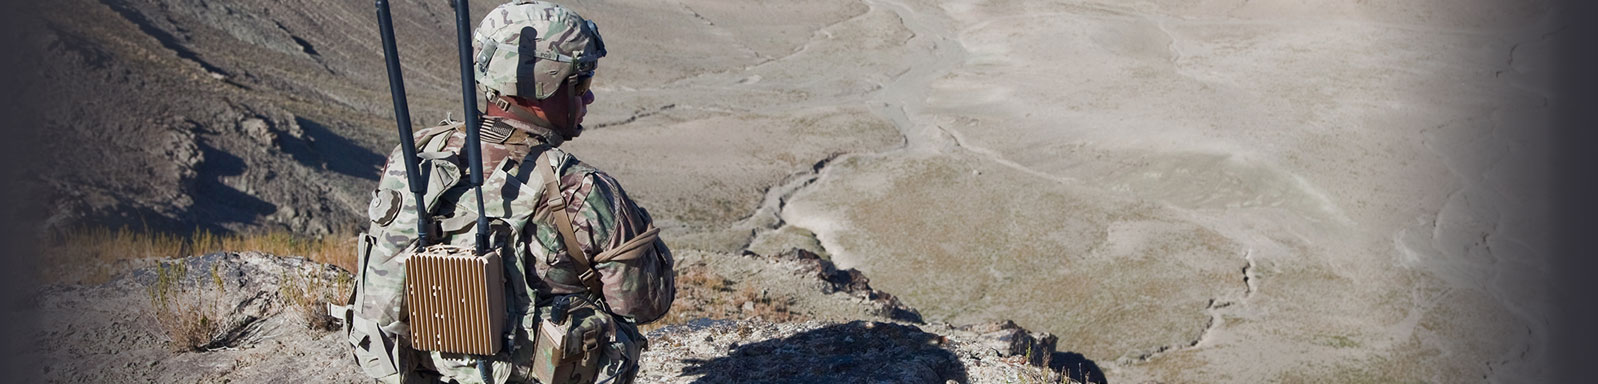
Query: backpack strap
[
  {"left": 536, "top": 150, "right": 606, "bottom": 297},
  {"left": 593, "top": 226, "right": 660, "bottom": 263}
]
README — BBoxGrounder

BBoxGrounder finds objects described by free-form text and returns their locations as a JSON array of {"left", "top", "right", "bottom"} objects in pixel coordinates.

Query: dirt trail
[
  {"left": 771, "top": 0, "right": 967, "bottom": 268},
  {"left": 859, "top": 0, "right": 960, "bottom": 153}
]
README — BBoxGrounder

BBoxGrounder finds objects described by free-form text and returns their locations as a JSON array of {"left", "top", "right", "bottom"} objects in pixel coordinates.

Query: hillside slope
[
  {"left": 34, "top": 0, "right": 891, "bottom": 244},
  {"left": 37, "top": 251, "right": 1086, "bottom": 383}
]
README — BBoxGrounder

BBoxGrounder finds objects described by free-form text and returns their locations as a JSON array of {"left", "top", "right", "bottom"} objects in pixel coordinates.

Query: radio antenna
[
  {"left": 451, "top": 0, "right": 490, "bottom": 257},
  {"left": 449, "top": 0, "right": 499, "bottom": 379},
  {"left": 375, "top": 0, "right": 430, "bottom": 247}
]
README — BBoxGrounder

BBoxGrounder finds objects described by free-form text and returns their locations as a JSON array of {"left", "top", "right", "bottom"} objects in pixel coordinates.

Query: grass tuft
[
  {"left": 643, "top": 264, "right": 800, "bottom": 332},
  {"left": 279, "top": 268, "right": 351, "bottom": 331},
  {"left": 144, "top": 260, "right": 231, "bottom": 352}
]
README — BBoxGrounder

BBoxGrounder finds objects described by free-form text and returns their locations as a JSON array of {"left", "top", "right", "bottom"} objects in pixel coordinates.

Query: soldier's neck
[{"left": 485, "top": 105, "right": 565, "bottom": 147}]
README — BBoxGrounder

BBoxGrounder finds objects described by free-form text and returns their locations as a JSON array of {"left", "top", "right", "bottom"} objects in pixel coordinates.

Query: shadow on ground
[
  {"left": 283, "top": 117, "right": 384, "bottom": 180},
  {"left": 1051, "top": 351, "right": 1107, "bottom": 384},
  {"left": 682, "top": 321, "right": 968, "bottom": 384},
  {"left": 192, "top": 140, "right": 276, "bottom": 231}
]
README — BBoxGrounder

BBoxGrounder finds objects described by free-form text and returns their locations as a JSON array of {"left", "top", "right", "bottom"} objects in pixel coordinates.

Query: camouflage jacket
[{"left": 356, "top": 118, "right": 673, "bottom": 383}]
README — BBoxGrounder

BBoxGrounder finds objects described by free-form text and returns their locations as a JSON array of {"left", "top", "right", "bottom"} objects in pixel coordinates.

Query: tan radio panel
[{"left": 404, "top": 244, "right": 506, "bottom": 356}]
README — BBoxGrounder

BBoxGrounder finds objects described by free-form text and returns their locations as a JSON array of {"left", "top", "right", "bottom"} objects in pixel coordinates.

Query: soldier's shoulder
[
  {"left": 551, "top": 149, "right": 615, "bottom": 181},
  {"left": 554, "top": 151, "right": 643, "bottom": 202}
]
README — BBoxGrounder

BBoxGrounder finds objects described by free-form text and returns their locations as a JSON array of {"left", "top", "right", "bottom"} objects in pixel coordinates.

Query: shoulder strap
[{"left": 536, "top": 150, "right": 606, "bottom": 296}]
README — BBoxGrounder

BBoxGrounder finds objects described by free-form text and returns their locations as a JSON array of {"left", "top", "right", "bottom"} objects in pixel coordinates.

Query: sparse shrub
[
  {"left": 144, "top": 260, "right": 231, "bottom": 352},
  {"left": 733, "top": 283, "right": 795, "bottom": 322},
  {"left": 1009, "top": 367, "right": 1072, "bottom": 384},
  {"left": 279, "top": 268, "right": 351, "bottom": 331},
  {"left": 646, "top": 264, "right": 801, "bottom": 332},
  {"left": 678, "top": 265, "right": 730, "bottom": 292}
]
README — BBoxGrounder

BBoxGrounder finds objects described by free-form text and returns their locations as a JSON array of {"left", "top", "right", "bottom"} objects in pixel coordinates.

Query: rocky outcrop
[
  {"left": 36, "top": 250, "right": 1081, "bottom": 383},
  {"left": 639, "top": 319, "right": 1065, "bottom": 384},
  {"left": 36, "top": 252, "right": 363, "bottom": 383}
]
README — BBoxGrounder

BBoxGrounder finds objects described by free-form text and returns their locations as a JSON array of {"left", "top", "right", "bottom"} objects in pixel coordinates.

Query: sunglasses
[{"left": 571, "top": 71, "right": 594, "bottom": 96}]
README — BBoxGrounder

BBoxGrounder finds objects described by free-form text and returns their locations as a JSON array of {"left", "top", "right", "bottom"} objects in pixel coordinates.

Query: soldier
[{"left": 344, "top": 1, "right": 674, "bottom": 383}]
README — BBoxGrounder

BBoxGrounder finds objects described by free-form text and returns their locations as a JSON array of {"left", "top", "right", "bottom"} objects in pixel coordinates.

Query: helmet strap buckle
[{"left": 491, "top": 96, "right": 512, "bottom": 112}]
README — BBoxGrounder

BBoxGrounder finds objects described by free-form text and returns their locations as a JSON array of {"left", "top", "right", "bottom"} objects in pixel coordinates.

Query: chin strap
[
  {"left": 564, "top": 75, "right": 584, "bottom": 140},
  {"left": 491, "top": 95, "right": 583, "bottom": 142},
  {"left": 491, "top": 96, "right": 552, "bottom": 128}
]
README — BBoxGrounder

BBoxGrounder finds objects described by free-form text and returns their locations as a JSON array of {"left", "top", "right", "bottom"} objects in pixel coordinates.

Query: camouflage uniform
[{"left": 344, "top": 2, "right": 672, "bottom": 383}]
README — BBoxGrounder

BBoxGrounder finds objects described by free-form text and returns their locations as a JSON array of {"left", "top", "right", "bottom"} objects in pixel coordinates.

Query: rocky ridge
[{"left": 37, "top": 250, "right": 1092, "bottom": 383}]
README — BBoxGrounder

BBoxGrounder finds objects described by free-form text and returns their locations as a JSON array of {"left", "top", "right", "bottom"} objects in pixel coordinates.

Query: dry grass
[
  {"left": 144, "top": 260, "right": 231, "bottom": 351},
  {"left": 205, "top": 230, "right": 357, "bottom": 273},
  {"left": 279, "top": 268, "right": 352, "bottom": 331},
  {"left": 643, "top": 264, "right": 800, "bottom": 332},
  {"left": 43, "top": 227, "right": 187, "bottom": 285},
  {"left": 42, "top": 227, "right": 358, "bottom": 285},
  {"left": 1009, "top": 367, "right": 1075, "bottom": 384},
  {"left": 44, "top": 226, "right": 361, "bottom": 344}
]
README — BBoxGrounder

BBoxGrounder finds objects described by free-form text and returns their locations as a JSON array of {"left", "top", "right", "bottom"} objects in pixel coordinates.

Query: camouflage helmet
[{"left": 473, "top": 0, "right": 606, "bottom": 100}]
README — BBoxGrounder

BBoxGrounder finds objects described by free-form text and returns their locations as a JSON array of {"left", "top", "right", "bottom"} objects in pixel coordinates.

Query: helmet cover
[{"left": 473, "top": 0, "right": 606, "bottom": 100}]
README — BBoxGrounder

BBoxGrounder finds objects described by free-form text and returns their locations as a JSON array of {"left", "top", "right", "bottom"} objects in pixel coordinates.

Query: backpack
[{"left": 333, "top": 121, "right": 675, "bottom": 384}]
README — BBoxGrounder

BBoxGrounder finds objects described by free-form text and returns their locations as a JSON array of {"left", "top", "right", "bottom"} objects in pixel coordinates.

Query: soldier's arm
[{"left": 564, "top": 170, "right": 675, "bottom": 324}]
